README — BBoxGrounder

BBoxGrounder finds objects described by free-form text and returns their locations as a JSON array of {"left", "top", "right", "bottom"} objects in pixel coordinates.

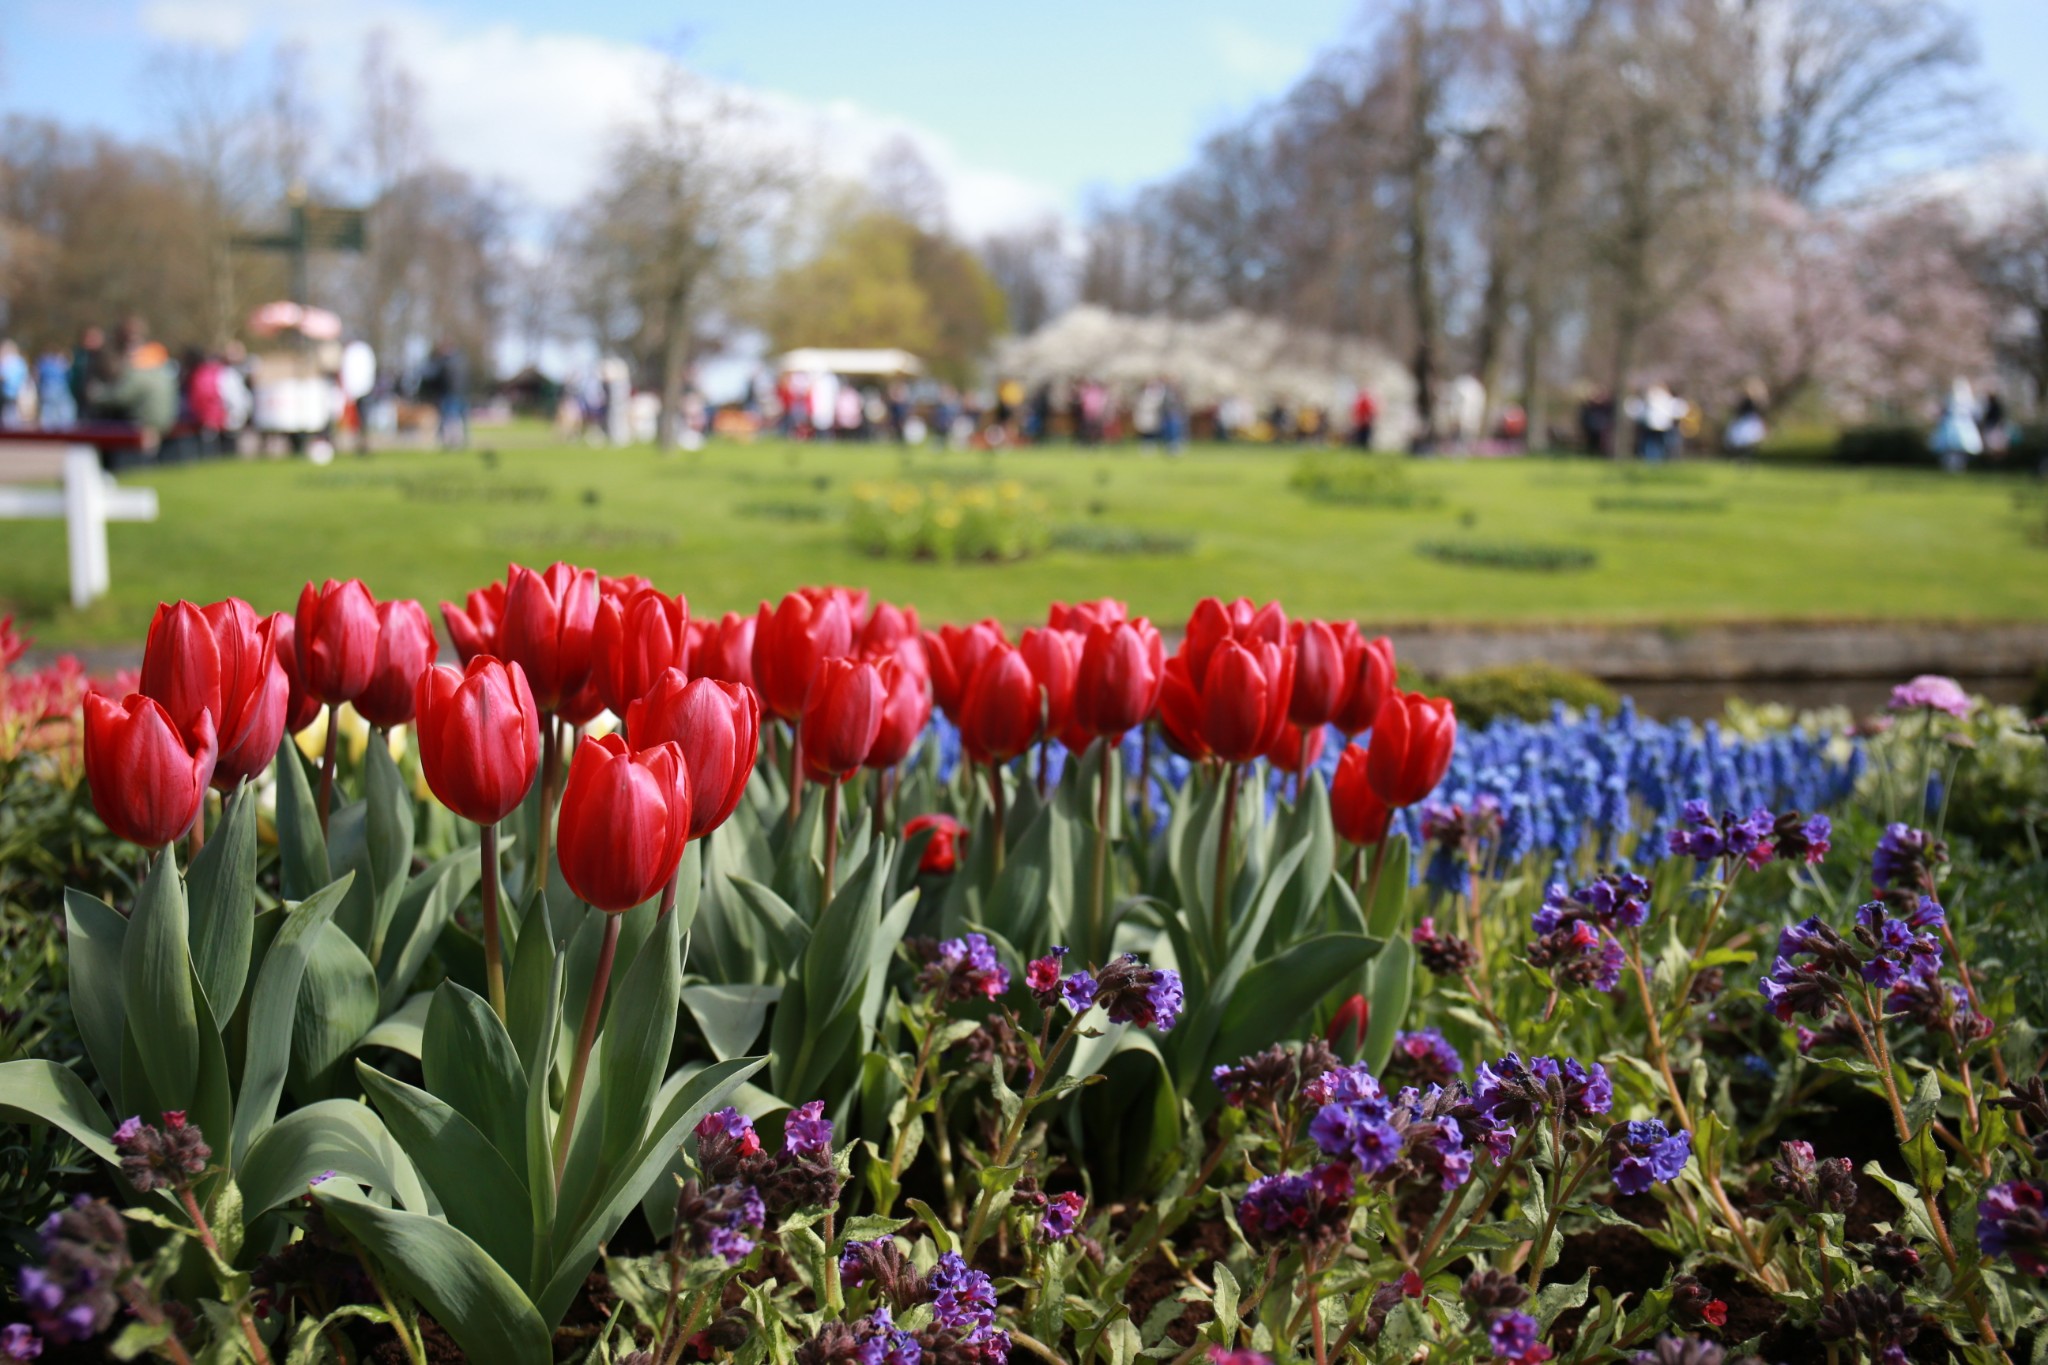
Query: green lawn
[{"left": 6, "top": 428, "right": 2045, "bottom": 647}]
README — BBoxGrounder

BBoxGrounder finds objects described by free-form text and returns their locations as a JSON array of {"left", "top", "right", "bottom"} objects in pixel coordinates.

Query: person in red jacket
[{"left": 1351, "top": 387, "right": 1377, "bottom": 450}]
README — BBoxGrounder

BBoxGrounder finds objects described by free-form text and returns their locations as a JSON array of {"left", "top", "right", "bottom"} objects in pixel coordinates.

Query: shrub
[
  {"left": 848, "top": 480, "right": 1051, "bottom": 562},
  {"left": 1834, "top": 425, "right": 1930, "bottom": 467},
  {"left": 1592, "top": 494, "right": 1726, "bottom": 514},
  {"left": 1048, "top": 524, "right": 1196, "bottom": 556},
  {"left": 1290, "top": 453, "right": 1444, "bottom": 509},
  {"left": 1431, "top": 662, "right": 1620, "bottom": 728},
  {"left": 1415, "top": 538, "right": 1597, "bottom": 572}
]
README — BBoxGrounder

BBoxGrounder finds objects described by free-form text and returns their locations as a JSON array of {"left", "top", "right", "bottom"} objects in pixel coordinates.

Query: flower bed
[{"left": 1, "top": 586, "right": 2044, "bottom": 1364}]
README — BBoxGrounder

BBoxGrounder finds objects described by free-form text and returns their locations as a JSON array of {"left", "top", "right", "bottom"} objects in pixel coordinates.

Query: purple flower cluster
[
  {"left": 112, "top": 1111, "right": 210, "bottom": 1193},
  {"left": 1871, "top": 823, "right": 1943, "bottom": 896},
  {"left": 1667, "top": 801, "right": 1774, "bottom": 865},
  {"left": 1038, "top": 1191, "right": 1086, "bottom": 1241},
  {"left": 1209, "top": 1039, "right": 1340, "bottom": 1112},
  {"left": 1237, "top": 1164, "right": 1355, "bottom": 1249},
  {"left": 0, "top": 1324, "right": 36, "bottom": 1361},
  {"left": 1412, "top": 916, "right": 1479, "bottom": 976},
  {"left": 1025, "top": 946, "right": 1098, "bottom": 1014},
  {"left": 1091, "top": 954, "right": 1183, "bottom": 1031},
  {"left": 784, "top": 1101, "right": 834, "bottom": 1157},
  {"left": 1305, "top": 1064, "right": 1484, "bottom": 1190},
  {"left": 925, "top": 1253, "right": 1009, "bottom": 1360},
  {"left": 1487, "top": 1310, "right": 1551, "bottom": 1364},
  {"left": 1606, "top": 1120, "right": 1692, "bottom": 1196},
  {"left": 922, "top": 934, "right": 1011, "bottom": 1002},
  {"left": 851, "top": 1307, "right": 922, "bottom": 1365},
  {"left": 807, "top": 1254, "right": 1008, "bottom": 1365},
  {"left": 1526, "top": 918, "right": 1626, "bottom": 993},
  {"left": 1979, "top": 1180, "right": 2048, "bottom": 1277},
  {"left": 1535, "top": 872, "right": 1651, "bottom": 934},
  {"left": 1387, "top": 1029, "right": 1464, "bottom": 1089},
  {"left": 15, "top": 1197, "right": 130, "bottom": 1345},
  {"left": 1889, "top": 674, "right": 1972, "bottom": 717},
  {"left": 1472, "top": 1054, "right": 1613, "bottom": 1127},
  {"left": 1759, "top": 903, "right": 1943, "bottom": 1022}
]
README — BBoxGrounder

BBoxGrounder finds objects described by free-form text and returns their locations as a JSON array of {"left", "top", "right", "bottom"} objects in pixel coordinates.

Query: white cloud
[{"left": 134, "top": 0, "right": 1066, "bottom": 239}]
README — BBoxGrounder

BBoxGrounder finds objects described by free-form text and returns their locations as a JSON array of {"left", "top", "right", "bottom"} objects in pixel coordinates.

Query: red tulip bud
[
  {"left": 904, "top": 812, "right": 965, "bottom": 874},
  {"left": 139, "top": 600, "right": 221, "bottom": 752},
  {"left": 1331, "top": 743, "right": 1393, "bottom": 845},
  {"left": 556, "top": 732, "right": 692, "bottom": 912},
  {"left": 1266, "top": 720, "right": 1326, "bottom": 774},
  {"left": 592, "top": 586, "right": 689, "bottom": 719},
  {"left": 1365, "top": 691, "right": 1457, "bottom": 809},
  {"left": 354, "top": 599, "right": 438, "bottom": 729},
  {"left": 270, "top": 612, "right": 323, "bottom": 735},
  {"left": 499, "top": 561, "right": 600, "bottom": 714},
  {"left": 84, "top": 692, "right": 215, "bottom": 847},
  {"left": 753, "top": 590, "right": 853, "bottom": 722},
  {"left": 864, "top": 655, "right": 932, "bottom": 770},
  {"left": 689, "top": 611, "right": 758, "bottom": 690},
  {"left": 1019, "top": 627, "right": 1079, "bottom": 744},
  {"left": 1331, "top": 628, "right": 1397, "bottom": 738},
  {"left": 295, "top": 578, "right": 380, "bottom": 706},
  {"left": 204, "top": 599, "right": 289, "bottom": 788},
  {"left": 1327, "top": 994, "right": 1369, "bottom": 1055},
  {"left": 922, "top": 620, "right": 1006, "bottom": 725},
  {"left": 627, "top": 671, "right": 760, "bottom": 839},
  {"left": 959, "top": 643, "right": 1041, "bottom": 766},
  {"left": 413, "top": 656, "right": 542, "bottom": 826},
  {"left": 1073, "top": 618, "right": 1165, "bottom": 742},
  {"left": 1288, "top": 619, "right": 1345, "bottom": 729},
  {"left": 799, "top": 656, "right": 885, "bottom": 783},
  {"left": 440, "top": 582, "right": 506, "bottom": 665}
]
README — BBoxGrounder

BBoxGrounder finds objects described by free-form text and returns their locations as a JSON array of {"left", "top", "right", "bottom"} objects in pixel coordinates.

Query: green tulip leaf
[
  {"left": 423, "top": 982, "right": 529, "bottom": 1172},
  {"left": 121, "top": 850, "right": 200, "bottom": 1114},
  {"left": 731, "top": 877, "right": 810, "bottom": 974},
  {"left": 377, "top": 845, "right": 483, "bottom": 1016},
  {"left": 231, "top": 875, "right": 351, "bottom": 1157},
  {"left": 63, "top": 889, "right": 129, "bottom": 1109},
  {"left": 288, "top": 921, "right": 380, "bottom": 1102},
  {"left": 362, "top": 737, "right": 417, "bottom": 965},
  {"left": 315, "top": 1187, "right": 552, "bottom": 1365},
  {"left": 596, "top": 906, "right": 683, "bottom": 1173},
  {"left": 186, "top": 781, "right": 259, "bottom": 1019},
  {"left": 1209, "top": 933, "right": 1384, "bottom": 1068},
  {"left": 1365, "top": 836, "right": 1411, "bottom": 940},
  {"left": 357, "top": 1063, "right": 534, "bottom": 1278},
  {"left": 0, "top": 1059, "right": 118, "bottom": 1166},
  {"left": 237, "top": 1099, "right": 433, "bottom": 1217},
  {"left": 680, "top": 984, "right": 781, "bottom": 1062},
  {"left": 274, "top": 735, "right": 329, "bottom": 900},
  {"left": 357, "top": 991, "right": 433, "bottom": 1058},
  {"left": 1360, "top": 934, "right": 1416, "bottom": 1074}
]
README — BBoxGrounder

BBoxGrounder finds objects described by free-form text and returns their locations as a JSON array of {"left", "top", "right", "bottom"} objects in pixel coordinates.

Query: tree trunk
[
  {"left": 654, "top": 283, "right": 690, "bottom": 451},
  {"left": 1403, "top": 87, "right": 1441, "bottom": 447}
]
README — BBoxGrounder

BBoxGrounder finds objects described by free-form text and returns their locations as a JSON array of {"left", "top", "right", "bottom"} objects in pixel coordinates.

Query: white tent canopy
[
  {"left": 994, "top": 305, "right": 1419, "bottom": 446},
  {"left": 774, "top": 348, "right": 922, "bottom": 377}
]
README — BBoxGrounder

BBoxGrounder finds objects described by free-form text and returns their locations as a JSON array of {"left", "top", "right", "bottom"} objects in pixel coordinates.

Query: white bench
[{"left": 0, "top": 443, "right": 159, "bottom": 608}]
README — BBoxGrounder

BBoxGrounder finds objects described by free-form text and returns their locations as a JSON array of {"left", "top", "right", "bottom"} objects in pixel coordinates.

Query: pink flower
[{"left": 1889, "top": 674, "right": 1971, "bottom": 717}]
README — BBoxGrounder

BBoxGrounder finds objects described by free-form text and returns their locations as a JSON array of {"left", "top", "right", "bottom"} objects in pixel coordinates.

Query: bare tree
[
  {"left": 1965, "top": 192, "right": 2048, "bottom": 413},
  {"left": 979, "top": 217, "right": 1070, "bottom": 335},
  {"left": 570, "top": 68, "right": 788, "bottom": 448},
  {"left": 868, "top": 136, "right": 949, "bottom": 235},
  {"left": 1746, "top": 0, "right": 1983, "bottom": 205}
]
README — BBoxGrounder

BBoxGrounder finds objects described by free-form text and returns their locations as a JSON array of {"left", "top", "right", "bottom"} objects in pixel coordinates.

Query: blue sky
[{"left": 6, "top": 0, "right": 2046, "bottom": 234}]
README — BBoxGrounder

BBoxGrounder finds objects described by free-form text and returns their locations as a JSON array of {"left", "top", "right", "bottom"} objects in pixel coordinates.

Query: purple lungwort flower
[
  {"left": 1609, "top": 1120, "right": 1693, "bottom": 1196},
  {"left": 923, "top": 934, "right": 1011, "bottom": 1001},
  {"left": 1871, "top": 823, "right": 1942, "bottom": 893},
  {"left": 1889, "top": 674, "right": 1972, "bottom": 717},
  {"left": 1979, "top": 1180, "right": 2048, "bottom": 1276},
  {"left": 0, "top": 1324, "right": 39, "bottom": 1362},
  {"left": 1092, "top": 955, "right": 1183, "bottom": 1031},
  {"left": 783, "top": 1100, "right": 834, "bottom": 1157},
  {"left": 1487, "top": 1310, "right": 1549, "bottom": 1362},
  {"left": 924, "top": 1253, "right": 997, "bottom": 1332},
  {"left": 853, "top": 1306, "right": 923, "bottom": 1365},
  {"left": 1237, "top": 1165, "right": 1355, "bottom": 1248},
  {"left": 1058, "top": 970, "right": 1096, "bottom": 1012},
  {"left": 1024, "top": 947, "right": 1068, "bottom": 1006},
  {"left": 1039, "top": 1191, "right": 1086, "bottom": 1241},
  {"left": 1389, "top": 1028, "right": 1464, "bottom": 1087}
]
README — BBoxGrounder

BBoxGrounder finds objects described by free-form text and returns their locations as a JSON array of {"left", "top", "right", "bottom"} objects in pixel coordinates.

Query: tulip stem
[
  {"left": 553, "top": 910, "right": 621, "bottom": 1188},
  {"left": 1212, "top": 763, "right": 1241, "bottom": 953},
  {"left": 822, "top": 780, "right": 842, "bottom": 900},
  {"left": 317, "top": 702, "right": 340, "bottom": 835},
  {"left": 1090, "top": 740, "right": 1113, "bottom": 964},
  {"left": 536, "top": 717, "right": 560, "bottom": 891},
  {"left": 658, "top": 866, "right": 679, "bottom": 919},
  {"left": 480, "top": 822, "right": 506, "bottom": 1020},
  {"left": 785, "top": 719, "right": 803, "bottom": 824},
  {"left": 188, "top": 802, "right": 206, "bottom": 862},
  {"left": 987, "top": 763, "right": 1007, "bottom": 876}
]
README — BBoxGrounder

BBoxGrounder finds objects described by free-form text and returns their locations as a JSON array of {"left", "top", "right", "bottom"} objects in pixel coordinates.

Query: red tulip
[
  {"left": 627, "top": 671, "right": 760, "bottom": 839},
  {"left": 1161, "top": 639, "right": 1294, "bottom": 765},
  {"left": 204, "top": 599, "right": 289, "bottom": 788},
  {"left": 557, "top": 676, "right": 607, "bottom": 728},
  {"left": 1331, "top": 628, "right": 1398, "bottom": 738},
  {"left": 753, "top": 590, "right": 854, "bottom": 722},
  {"left": 1048, "top": 598, "right": 1128, "bottom": 633},
  {"left": 864, "top": 656, "right": 931, "bottom": 770},
  {"left": 354, "top": 599, "right": 437, "bottom": 729},
  {"left": 602, "top": 573, "right": 656, "bottom": 600},
  {"left": 1327, "top": 994, "right": 1369, "bottom": 1054},
  {"left": 440, "top": 582, "right": 506, "bottom": 664},
  {"left": 83, "top": 692, "right": 215, "bottom": 847},
  {"left": 413, "top": 656, "right": 542, "bottom": 826},
  {"left": 270, "top": 613, "right": 323, "bottom": 735},
  {"left": 1331, "top": 743, "right": 1392, "bottom": 845},
  {"left": 556, "top": 732, "right": 691, "bottom": 912},
  {"left": 592, "top": 587, "right": 689, "bottom": 719},
  {"left": 1365, "top": 691, "right": 1457, "bottom": 808},
  {"left": 1266, "top": 720, "right": 1326, "bottom": 774},
  {"left": 923, "top": 620, "right": 1006, "bottom": 724},
  {"left": 1018, "top": 627, "right": 1079, "bottom": 747},
  {"left": 858, "top": 600, "right": 923, "bottom": 664},
  {"left": 799, "top": 656, "right": 885, "bottom": 783},
  {"left": 904, "top": 812, "right": 965, "bottom": 874},
  {"left": 1073, "top": 619, "right": 1165, "bottom": 742},
  {"left": 1288, "top": 620, "right": 1346, "bottom": 729},
  {"left": 959, "top": 643, "right": 1042, "bottom": 766},
  {"left": 294, "top": 578, "right": 380, "bottom": 706},
  {"left": 1181, "top": 597, "right": 1287, "bottom": 684},
  {"left": 499, "top": 562, "right": 600, "bottom": 713},
  {"left": 689, "top": 612, "right": 758, "bottom": 690},
  {"left": 139, "top": 600, "right": 221, "bottom": 752}
]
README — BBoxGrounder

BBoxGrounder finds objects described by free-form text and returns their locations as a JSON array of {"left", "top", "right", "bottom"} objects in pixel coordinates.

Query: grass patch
[
  {"left": 1049, "top": 525, "right": 1198, "bottom": 557},
  {"left": 1417, "top": 539, "right": 1598, "bottom": 572},
  {"left": 1290, "top": 453, "right": 1446, "bottom": 509},
  {"left": 737, "top": 500, "right": 834, "bottom": 523},
  {"left": 6, "top": 427, "right": 2048, "bottom": 644},
  {"left": 1592, "top": 495, "right": 1727, "bottom": 514}
]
